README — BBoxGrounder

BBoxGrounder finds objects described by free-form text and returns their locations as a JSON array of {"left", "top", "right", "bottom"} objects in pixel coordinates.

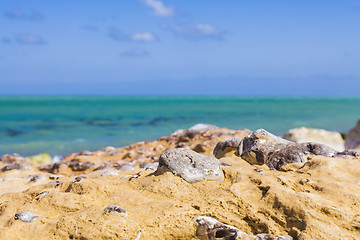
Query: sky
[{"left": 1, "top": 0, "right": 360, "bottom": 96}]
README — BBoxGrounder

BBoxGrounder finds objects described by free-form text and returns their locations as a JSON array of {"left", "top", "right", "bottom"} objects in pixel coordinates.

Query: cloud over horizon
[
  {"left": 4, "top": 9, "right": 44, "bottom": 21},
  {"left": 141, "top": 0, "right": 175, "bottom": 16}
]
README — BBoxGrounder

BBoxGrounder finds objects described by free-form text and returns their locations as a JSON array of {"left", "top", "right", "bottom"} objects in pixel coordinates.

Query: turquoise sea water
[{"left": 0, "top": 96, "right": 359, "bottom": 157}]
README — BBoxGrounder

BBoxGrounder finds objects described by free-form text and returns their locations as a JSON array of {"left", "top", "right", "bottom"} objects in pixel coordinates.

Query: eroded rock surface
[
  {"left": 345, "top": 118, "right": 360, "bottom": 149},
  {"left": 156, "top": 148, "right": 229, "bottom": 183},
  {"left": 283, "top": 127, "right": 345, "bottom": 151}
]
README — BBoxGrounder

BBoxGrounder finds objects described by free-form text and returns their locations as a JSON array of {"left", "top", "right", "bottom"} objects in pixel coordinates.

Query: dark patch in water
[
  {"left": 5, "top": 128, "right": 23, "bottom": 137},
  {"left": 79, "top": 117, "right": 123, "bottom": 127},
  {"left": 131, "top": 122, "right": 145, "bottom": 127},
  {"left": 148, "top": 117, "right": 170, "bottom": 126}
]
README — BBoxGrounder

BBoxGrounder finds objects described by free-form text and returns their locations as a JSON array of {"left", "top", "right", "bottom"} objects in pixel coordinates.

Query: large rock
[
  {"left": 213, "top": 137, "right": 242, "bottom": 159},
  {"left": 345, "top": 118, "right": 360, "bottom": 149},
  {"left": 156, "top": 148, "right": 229, "bottom": 183},
  {"left": 186, "top": 124, "right": 218, "bottom": 138},
  {"left": 236, "top": 129, "right": 340, "bottom": 170},
  {"left": 283, "top": 127, "right": 345, "bottom": 151}
]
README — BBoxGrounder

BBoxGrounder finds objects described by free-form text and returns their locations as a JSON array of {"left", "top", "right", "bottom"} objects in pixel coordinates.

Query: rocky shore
[{"left": 1, "top": 122, "right": 360, "bottom": 240}]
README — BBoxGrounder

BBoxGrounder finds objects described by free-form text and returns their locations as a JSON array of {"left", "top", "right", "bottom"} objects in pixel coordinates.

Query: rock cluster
[{"left": 0, "top": 124, "right": 360, "bottom": 239}]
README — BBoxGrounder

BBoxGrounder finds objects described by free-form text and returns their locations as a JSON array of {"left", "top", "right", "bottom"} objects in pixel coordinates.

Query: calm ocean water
[{"left": 0, "top": 96, "right": 359, "bottom": 157}]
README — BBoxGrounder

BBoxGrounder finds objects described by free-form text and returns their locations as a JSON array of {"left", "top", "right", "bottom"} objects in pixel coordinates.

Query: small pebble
[
  {"left": 49, "top": 174, "right": 63, "bottom": 180},
  {"left": 121, "top": 174, "right": 140, "bottom": 180},
  {"left": 143, "top": 162, "right": 159, "bottom": 171},
  {"left": 118, "top": 163, "right": 134, "bottom": 171},
  {"left": 28, "top": 175, "right": 42, "bottom": 183},
  {"left": 254, "top": 169, "right": 264, "bottom": 175},
  {"left": 35, "top": 191, "right": 49, "bottom": 200},
  {"left": 100, "top": 171, "right": 121, "bottom": 176},
  {"left": 104, "top": 205, "right": 127, "bottom": 215},
  {"left": 72, "top": 176, "right": 87, "bottom": 183},
  {"left": 14, "top": 211, "right": 39, "bottom": 223}
]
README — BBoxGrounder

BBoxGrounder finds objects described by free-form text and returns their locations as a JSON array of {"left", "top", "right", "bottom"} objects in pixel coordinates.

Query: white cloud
[
  {"left": 131, "top": 32, "right": 157, "bottom": 42},
  {"left": 4, "top": 9, "right": 44, "bottom": 21},
  {"left": 16, "top": 33, "right": 46, "bottom": 45},
  {"left": 142, "top": 0, "right": 175, "bottom": 16},
  {"left": 162, "top": 23, "right": 224, "bottom": 40}
]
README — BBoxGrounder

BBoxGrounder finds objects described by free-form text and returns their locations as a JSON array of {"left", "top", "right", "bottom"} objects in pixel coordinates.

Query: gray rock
[
  {"left": 104, "top": 205, "right": 127, "bottom": 215},
  {"left": 49, "top": 174, "right": 64, "bottom": 180},
  {"left": 79, "top": 150, "right": 93, "bottom": 156},
  {"left": 68, "top": 160, "right": 94, "bottom": 171},
  {"left": 100, "top": 171, "right": 121, "bottom": 176},
  {"left": 0, "top": 164, "right": 32, "bottom": 172},
  {"left": 345, "top": 118, "right": 360, "bottom": 149},
  {"left": 237, "top": 129, "right": 344, "bottom": 170},
  {"left": 118, "top": 163, "right": 134, "bottom": 171},
  {"left": 283, "top": 127, "right": 345, "bottom": 151},
  {"left": 14, "top": 211, "right": 39, "bottom": 223},
  {"left": 35, "top": 191, "right": 49, "bottom": 200},
  {"left": 143, "top": 162, "right": 159, "bottom": 171},
  {"left": 72, "top": 176, "right": 87, "bottom": 183},
  {"left": 156, "top": 148, "right": 229, "bottom": 183},
  {"left": 193, "top": 216, "right": 293, "bottom": 240},
  {"left": 186, "top": 123, "right": 218, "bottom": 138},
  {"left": 213, "top": 137, "right": 242, "bottom": 159}
]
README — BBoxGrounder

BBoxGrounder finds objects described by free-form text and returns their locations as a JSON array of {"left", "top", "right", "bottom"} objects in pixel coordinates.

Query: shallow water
[{"left": 0, "top": 96, "right": 359, "bottom": 157}]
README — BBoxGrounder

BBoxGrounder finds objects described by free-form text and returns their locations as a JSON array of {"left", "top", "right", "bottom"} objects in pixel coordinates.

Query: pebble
[
  {"left": 213, "top": 137, "right": 242, "bottom": 158},
  {"left": 104, "top": 205, "right": 127, "bottom": 215},
  {"left": 100, "top": 171, "right": 121, "bottom": 176},
  {"left": 143, "top": 162, "right": 159, "bottom": 171},
  {"left": 49, "top": 174, "right": 64, "bottom": 180},
  {"left": 0, "top": 164, "right": 32, "bottom": 172},
  {"left": 14, "top": 211, "right": 39, "bottom": 223},
  {"left": 35, "top": 191, "right": 49, "bottom": 200},
  {"left": 72, "top": 176, "right": 87, "bottom": 183}
]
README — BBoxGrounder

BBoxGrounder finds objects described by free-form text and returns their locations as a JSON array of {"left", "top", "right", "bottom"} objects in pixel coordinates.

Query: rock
[
  {"left": 345, "top": 118, "right": 360, "bottom": 149},
  {"left": 213, "top": 137, "right": 242, "bottom": 159},
  {"left": 14, "top": 211, "right": 39, "bottom": 223},
  {"left": 100, "top": 171, "right": 121, "bottom": 176},
  {"left": 27, "top": 153, "right": 52, "bottom": 166},
  {"left": 237, "top": 129, "right": 342, "bottom": 170},
  {"left": 194, "top": 216, "right": 293, "bottom": 240},
  {"left": 186, "top": 124, "right": 218, "bottom": 138},
  {"left": 0, "top": 164, "right": 32, "bottom": 172},
  {"left": 79, "top": 150, "right": 93, "bottom": 156},
  {"left": 283, "top": 127, "right": 345, "bottom": 151},
  {"left": 72, "top": 176, "right": 87, "bottom": 183},
  {"left": 35, "top": 191, "right": 49, "bottom": 200},
  {"left": 118, "top": 163, "right": 134, "bottom": 171},
  {"left": 156, "top": 148, "right": 229, "bottom": 183},
  {"left": 143, "top": 162, "right": 159, "bottom": 171},
  {"left": 104, "top": 205, "right": 127, "bottom": 215},
  {"left": 68, "top": 160, "right": 94, "bottom": 171}
]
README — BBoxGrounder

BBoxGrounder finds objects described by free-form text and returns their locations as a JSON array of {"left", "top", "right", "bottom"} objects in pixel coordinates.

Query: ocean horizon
[{"left": 1, "top": 96, "right": 359, "bottom": 157}]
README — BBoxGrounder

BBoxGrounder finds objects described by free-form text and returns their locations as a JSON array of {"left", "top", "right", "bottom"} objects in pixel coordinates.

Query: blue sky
[{"left": 1, "top": 0, "right": 360, "bottom": 96}]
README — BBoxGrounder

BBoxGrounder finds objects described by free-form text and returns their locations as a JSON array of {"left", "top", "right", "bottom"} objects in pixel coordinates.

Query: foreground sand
[{"left": 0, "top": 126, "right": 359, "bottom": 239}]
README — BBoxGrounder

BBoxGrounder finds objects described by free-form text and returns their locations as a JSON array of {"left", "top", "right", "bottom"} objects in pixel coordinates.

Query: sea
[{"left": 0, "top": 96, "right": 359, "bottom": 157}]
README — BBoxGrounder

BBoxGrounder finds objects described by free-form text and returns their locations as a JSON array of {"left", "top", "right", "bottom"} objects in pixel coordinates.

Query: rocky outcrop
[
  {"left": 345, "top": 118, "right": 360, "bottom": 149},
  {"left": 283, "top": 127, "right": 345, "bottom": 151},
  {"left": 236, "top": 129, "right": 353, "bottom": 170},
  {"left": 156, "top": 148, "right": 229, "bottom": 183}
]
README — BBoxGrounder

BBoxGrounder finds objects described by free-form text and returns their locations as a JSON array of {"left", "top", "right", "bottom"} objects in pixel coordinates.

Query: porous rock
[
  {"left": 0, "top": 164, "right": 32, "bottom": 172},
  {"left": 283, "top": 127, "right": 345, "bottom": 151},
  {"left": 213, "top": 137, "right": 242, "bottom": 159},
  {"left": 104, "top": 205, "right": 127, "bottom": 215},
  {"left": 156, "top": 148, "right": 229, "bottom": 183},
  {"left": 236, "top": 129, "right": 342, "bottom": 170},
  {"left": 14, "top": 211, "right": 39, "bottom": 223},
  {"left": 186, "top": 124, "right": 218, "bottom": 138},
  {"left": 345, "top": 118, "right": 360, "bottom": 149}
]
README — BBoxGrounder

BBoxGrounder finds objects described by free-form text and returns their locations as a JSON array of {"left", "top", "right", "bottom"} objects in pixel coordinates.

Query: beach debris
[
  {"left": 14, "top": 211, "right": 39, "bottom": 223},
  {"left": 156, "top": 148, "right": 229, "bottom": 183},
  {"left": 345, "top": 118, "right": 360, "bottom": 149},
  {"left": 194, "top": 216, "right": 293, "bottom": 240},
  {"left": 283, "top": 127, "right": 345, "bottom": 151},
  {"left": 100, "top": 171, "right": 121, "bottom": 176},
  {"left": 104, "top": 205, "right": 127, "bottom": 215},
  {"left": 0, "top": 164, "right": 32, "bottom": 172},
  {"left": 68, "top": 160, "right": 94, "bottom": 171},
  {"left": 213, "top": 137, "right": 242, "bottom": 159}
]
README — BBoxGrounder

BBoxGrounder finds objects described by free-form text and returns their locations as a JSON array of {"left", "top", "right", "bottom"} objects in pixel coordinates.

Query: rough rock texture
[
  {"left": 213, "top": 137, "right": 242, "bottom": 159},
  {"left": 156, "top": 148, "right": 228, "bottom": 183},
  {"left": 0, "top": 125, "right": 360, "bottom": 239},
  {"left": 283, "top": 127, "right": 345, "bottom": 151},
  {"left": 236, "top": 129, "right": 354, "bottom": 170},
  {"left": 345, "top": 118, "right": 360, "bottom": 149}
]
